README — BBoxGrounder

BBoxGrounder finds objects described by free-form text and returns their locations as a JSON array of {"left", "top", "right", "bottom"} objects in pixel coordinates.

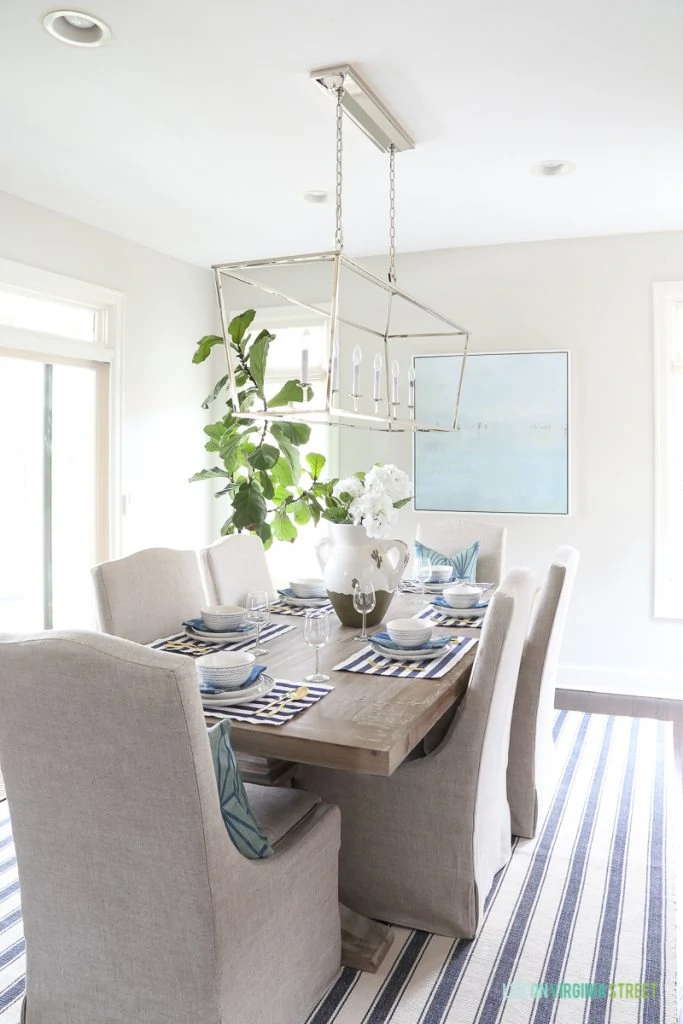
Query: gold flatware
[{"left": 255, "top": 685, "right": 309, "bottom": 719}]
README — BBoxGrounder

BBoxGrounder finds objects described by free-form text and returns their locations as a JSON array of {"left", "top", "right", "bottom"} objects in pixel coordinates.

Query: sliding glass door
[{"left": 0, "top": 355, "right": 100, "bottom": 630}]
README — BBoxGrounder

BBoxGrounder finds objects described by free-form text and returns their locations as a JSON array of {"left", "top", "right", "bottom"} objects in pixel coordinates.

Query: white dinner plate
[
  {"left": 370, "top": 642, "right": 450, "bottom": 661},
  {"left": 186, "top": 624, "right": 257, "bottom": 643},
  {"left": 201, "top": 673, "right": 275, "bottom": 707},
  {"left": 280, "top": 594, "right": 330, "bottom": 608},
  {"left": 432, "top": 602, "right": 488, "bottom": 619}
]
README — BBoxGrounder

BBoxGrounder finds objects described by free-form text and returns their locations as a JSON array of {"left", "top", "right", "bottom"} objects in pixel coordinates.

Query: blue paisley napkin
[
  {"left": 430, "top": 596, "right": 489, "bottom": 611},
  {"left": 184, "top": 617, "right": 254, "bottom": 633},
  {"left": 199, "top": 664, "right": 266, "bottom": 695},
  {"left": 370, "top": 632, "right": 453, "bottom": 651}
]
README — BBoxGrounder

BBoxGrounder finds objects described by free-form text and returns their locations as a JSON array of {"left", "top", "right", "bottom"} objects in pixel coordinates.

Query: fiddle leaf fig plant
[{"left": 189, "top": 309, "right": 329, "bottom": 548}]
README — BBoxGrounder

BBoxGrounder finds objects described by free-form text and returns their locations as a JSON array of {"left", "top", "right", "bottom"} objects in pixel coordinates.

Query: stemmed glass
[
  {"left": 304, "top": 610, "right": 331, "bottom": 683},
  {"left": 352, "top": 582, "right": 376, "bottom": 642},
  {"left": 245, "top": 591, "right": 270, "bottom": 656},
  {"left": 415, "top": 559, "right": 432, "bottom": 608}
]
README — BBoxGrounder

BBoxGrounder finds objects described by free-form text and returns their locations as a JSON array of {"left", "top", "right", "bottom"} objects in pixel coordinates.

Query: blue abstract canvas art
[{"left": 414, "top": 352, "right": 569, "bottom": 514}]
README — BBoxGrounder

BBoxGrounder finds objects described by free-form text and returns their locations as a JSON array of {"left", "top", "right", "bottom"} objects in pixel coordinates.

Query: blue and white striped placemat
[
  {"left": 203, "top": 679, "right": 333, "bottom": 726},
  {"left": 418, "top": 606, "right": 486, "bottom": 629},
  {"left": 333, "top": 636, "right": 477, "bottom": 679},
  {"left": 269, "top": 599, "right": 332, "bottom": 618},
  {"left": 150, "top": 620, "right": 296, "bottom": 658}
]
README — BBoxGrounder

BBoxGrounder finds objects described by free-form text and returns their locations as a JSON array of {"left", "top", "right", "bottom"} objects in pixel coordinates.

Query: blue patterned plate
[{"left": 201, "top": 673, "right": 275, "bottom": 706}]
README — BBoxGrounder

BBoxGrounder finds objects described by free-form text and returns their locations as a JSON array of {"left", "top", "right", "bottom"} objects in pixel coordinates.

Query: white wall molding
[{"left": 558, "top": 663, "right": 683, "bottom": 699}]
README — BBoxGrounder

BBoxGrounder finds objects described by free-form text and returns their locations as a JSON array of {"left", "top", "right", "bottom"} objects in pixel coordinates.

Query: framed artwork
[{"left": 413, "top": 351, "right": 570, "bottom": 515}]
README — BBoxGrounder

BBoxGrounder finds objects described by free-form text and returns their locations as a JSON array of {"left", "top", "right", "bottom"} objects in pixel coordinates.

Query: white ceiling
[{"left": 1, "top": 0, "right": 682, "bottom": 267}]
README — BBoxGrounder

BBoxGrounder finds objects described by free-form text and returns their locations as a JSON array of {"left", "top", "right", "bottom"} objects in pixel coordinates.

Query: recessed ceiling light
[
  {"left": 532, "top": 160, "right": 576, "bottom": 178},
  {"left": 43, "top": 10, "right": 112, "bottom": 46},
  {"left": 302, "top": 191, "right": 330, "bottom": 204}
]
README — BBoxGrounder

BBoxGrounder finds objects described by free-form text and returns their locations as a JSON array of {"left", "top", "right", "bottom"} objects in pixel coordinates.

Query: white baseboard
[{"left": 558, "top": 663, "right": 683, "bottom": 700}]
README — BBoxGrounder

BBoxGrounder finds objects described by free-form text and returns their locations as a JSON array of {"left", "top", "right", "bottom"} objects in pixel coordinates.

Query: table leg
[{"left": 340, "top": 903, "right": 394, "bottom": 972}]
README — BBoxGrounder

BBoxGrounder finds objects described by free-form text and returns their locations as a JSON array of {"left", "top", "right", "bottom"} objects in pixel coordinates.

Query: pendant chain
[
  {"left": 335, "top": 84, "right": 344, "bottom": 251},
  {"left": 388, "top": 143, "right": 397, "bottom": 284}
]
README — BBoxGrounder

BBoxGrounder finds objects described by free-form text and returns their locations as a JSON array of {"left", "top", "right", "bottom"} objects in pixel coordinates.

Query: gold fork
[{"left": 255, "top": 685, "right": 309, "bottom": 719}]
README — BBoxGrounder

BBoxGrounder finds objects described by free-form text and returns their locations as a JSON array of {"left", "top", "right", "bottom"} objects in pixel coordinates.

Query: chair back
[
  {"left": 199, "top": 534, "right": 276, "bottom": 606},
  {"left": 507, "top": 546, "right": 579, "bottom": 837},
  {"left": 416, "top": 517, "right": 506, "bottom": 584},
  {"left": 91, "top": 547, "right": 205, "bottom": 644},
  {"left": 0, "top": 631, "right": 239, "bottom": 1023}
]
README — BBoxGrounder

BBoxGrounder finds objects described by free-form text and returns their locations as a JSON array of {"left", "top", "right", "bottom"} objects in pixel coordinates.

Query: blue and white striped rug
[{"left": 0, "top": 712, "right": 677, "bottom": 1023}]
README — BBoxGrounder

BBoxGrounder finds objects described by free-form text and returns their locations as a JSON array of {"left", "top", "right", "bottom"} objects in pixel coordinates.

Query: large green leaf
[
  {"left": 219, "top": 434, "right": 243, "bottom": 472},
  {"left": 202, "top": 374, "right": 230, "bottom": 410},
  {"left": 267, "top": 379, "right": 314, "bottom": 408},
  {"left": 275, "top": 433, "right": 301, "bottom": 480},
  {"left": 393, "top": 497, "right": 411, "bottom": 509},
  {"left": 256, "top": 520, "right": 273, "bottom": 550},
  {"left": 231, "top": 481, "right": 267, "bottom": 530},
  {"left": 273, "top": 484, "right": 292, "bottom": 503},
  {"left": 259, "top": 471, "right": 275, "bottom": 501},
  {"left": 247, "top": 444, "right": 280, "bottom": 471},
  {"left": 188, "top": 467, "right": 231, "bottom": 482},
  {"left": 306, "top": 452, "right": 326, "bottom": 480},
  {"left": 228, "top": 310, "right": 256, "bottom": 350},
  {"left": 247, "top": 330, "right": 274, "bottom": 394},
  {"left": 270, "top": 457, "right": 294, "bottom": 488},
  {"left": 322, "top": 506, "right": 351, "bottom": 524},
  {"left": 271, "top": 421, "right": 311, "bottom": 446},
  {"left": 193, "top": 335, "right": 223, "bottom": 364},
  {"left": 292, "top": 498, "right": 311, "bottom": 525},
  {"left": 272, "top": 510, "right": 298, "bottom": 542},
  {"left": 204, "top": 422, "right": 227, "bottom": 441}
]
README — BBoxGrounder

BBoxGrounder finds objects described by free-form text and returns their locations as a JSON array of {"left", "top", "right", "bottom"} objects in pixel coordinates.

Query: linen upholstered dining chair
[
  {"left": 416, "top": 516, "right": 507, "bottom": 585},
  {"left": 91, "top": 547, "right": 206, "bottom": 645},
  {"left": 297, "top": 566, "right": 537, "bottom": 939},
  {"left": 199, "top": 533, "right": 277, "bottom": 606},
  {"left": 0, "top": 631, "right": 341, "bottom": 1024},
  {"left": 507, "top": 545, "right": 580, "bottom": 839}
]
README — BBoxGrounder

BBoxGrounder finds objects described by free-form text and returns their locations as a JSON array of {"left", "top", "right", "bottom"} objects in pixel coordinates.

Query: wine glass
[
  {"left": 245, "top": 591, "right": 270, "bottom": 656},
  {"left": 352, "top": 581, "right": 376, "bottom": 641},
  {"left": 415, "top": 559, "right": 432, "bottom": 607},
  {"left": 304, "top": 610, "right": 331, "bottom": 683}
]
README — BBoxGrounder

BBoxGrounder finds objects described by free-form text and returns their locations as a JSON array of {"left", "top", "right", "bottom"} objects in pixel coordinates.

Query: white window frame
[
  {"left": 653, "top": 281, "right": 683, "bottom": 619},
  {"left": 0, "top": 257, "right": 124, "bottom": 560}
]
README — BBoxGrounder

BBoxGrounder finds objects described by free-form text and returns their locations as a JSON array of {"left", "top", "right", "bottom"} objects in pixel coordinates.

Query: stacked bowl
[
  {"left": 386, "top": 617, "right": 433, "bottom": 649},
  {"left": 195, "top": 651, "right": 256, "bottom": 690},
  {"left": 441, "top": 585, "right": 483, "bottom": 609},
  {"left": 200, "top": 605, "right": 246, "bottom": 631},
  {"left": 289, "top": 578, "right": 327, "bottom": 600},
  {"left": 427, "top": 565, "right": 453, "bottom": 583}
]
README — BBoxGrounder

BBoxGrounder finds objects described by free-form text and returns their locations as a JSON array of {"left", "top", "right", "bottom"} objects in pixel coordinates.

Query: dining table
[{"left": 152, "top": 590, "right": 482, "bottom": 972}]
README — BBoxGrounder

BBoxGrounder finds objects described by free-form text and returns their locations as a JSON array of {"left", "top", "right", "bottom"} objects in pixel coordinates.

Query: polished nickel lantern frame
[{"left": 211, "top": 66, "right": 470, "bottom": 434}]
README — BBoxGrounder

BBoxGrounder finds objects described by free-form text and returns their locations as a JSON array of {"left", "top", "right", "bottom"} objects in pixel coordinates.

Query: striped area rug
[{"left": 0, "top": 712, "right": 677, "bottom": 1023}]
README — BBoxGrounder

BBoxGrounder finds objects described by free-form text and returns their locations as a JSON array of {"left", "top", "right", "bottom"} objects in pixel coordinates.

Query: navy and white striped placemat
[
  {"left": 269, "top": 600, "right": 333, "bottom": 618},
  {"left": 333, "top": 636, "right": 477, "bottom": 679},
  {"left": 149, "top": 620, "right": 296, "bottom": 658},
  {"left": 419, "top": 606, "right": 486, "bottom": 629},
  {"left": 203, "top": 679, "right": 333, "bottom": 726}
]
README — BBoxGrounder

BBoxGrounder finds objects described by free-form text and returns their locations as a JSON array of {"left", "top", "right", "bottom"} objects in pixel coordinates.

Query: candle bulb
[
  {"left": 352, "top": 345, "right": 362, "bottom": 396},
  {"left": 408, "top": 367, "right": 416, "bottom": 408},
  {"left": 391, "top": 360, "right": 400, "bottom": 405},
  {"left": 373, "top": 353, "right": 382, "bottom": 401}
]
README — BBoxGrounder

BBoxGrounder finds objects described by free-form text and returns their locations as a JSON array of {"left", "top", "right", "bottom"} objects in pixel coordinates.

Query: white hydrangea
[
  {"left": 364, "top": 463, "right": 413, "bottom": 505},
  {"left": 332, "top": 475, "right": 365, "bottom": 501},
  {"left": 348, "top": 491, "right": 398, "bottom": 539}
]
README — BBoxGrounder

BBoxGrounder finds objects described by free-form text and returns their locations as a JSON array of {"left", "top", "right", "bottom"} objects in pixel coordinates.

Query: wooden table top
[{"left": 228, "top": 596, "right": 477, "bottom": 777}]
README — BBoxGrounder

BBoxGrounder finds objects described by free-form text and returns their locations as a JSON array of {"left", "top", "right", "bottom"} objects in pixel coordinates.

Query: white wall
[
  {"left": 337, "top": 232, "right": 683, "bottom": 695},
  {"left": 0, "top": 191, "right": 216, "bottom": 553}
]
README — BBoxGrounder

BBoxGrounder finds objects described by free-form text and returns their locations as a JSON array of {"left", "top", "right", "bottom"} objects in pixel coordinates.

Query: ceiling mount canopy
[
  {"left": 310, "top": 63, "right": 415, "bottom": 154},
  {"left": 212, "top": 63, "right": 470, "bottom": 433}
]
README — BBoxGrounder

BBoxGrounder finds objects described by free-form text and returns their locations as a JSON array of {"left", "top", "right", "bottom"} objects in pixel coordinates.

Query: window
[
  {"left": 654, "top": 282, "right": 683, "bottom": 618},
  {"left": 0, "top": 260, "right": 122, "bottom": 630},
  {"left": 251, "top": 308, "right": 336, "bottom": 587}
]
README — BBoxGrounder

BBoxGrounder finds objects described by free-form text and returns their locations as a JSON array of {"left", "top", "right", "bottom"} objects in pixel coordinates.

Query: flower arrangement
[{"left": 322, "top": 464, "right": 413, "bottom": 539}]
